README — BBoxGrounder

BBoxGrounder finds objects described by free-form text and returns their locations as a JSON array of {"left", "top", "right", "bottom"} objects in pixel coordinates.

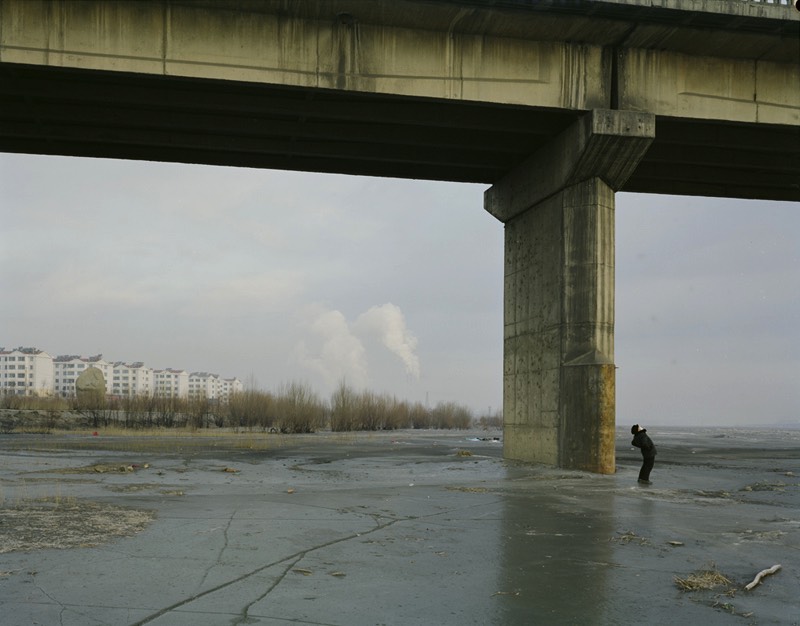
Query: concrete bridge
[{"left": 1, "top": 0, "right": 798, "bottom": 472}]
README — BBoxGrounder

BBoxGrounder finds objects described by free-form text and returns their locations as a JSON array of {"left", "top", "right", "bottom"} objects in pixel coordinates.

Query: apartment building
[
  {"left": 53, "top": 354, "right": 113, "bottom": 397},
  {"left": 112, "top": 362, "right": 154, "bottom": 398},
  {"left": 153, "top": 368, "right": 189, "bottom": 399},
  {"left": 1, "top": 344, "right": 240, "bottom": 401},
  {"left": 0, "top": 347, "right": 54, "bottom": 396},
  {"left": 188, "top": 372, "right": 219, "bottom": 400},
  {"left": 219, "top": 377, "right": 244, "bottom": 402},
  {"left": 187, "top": 373, "right": 245, "bottom": 401}
]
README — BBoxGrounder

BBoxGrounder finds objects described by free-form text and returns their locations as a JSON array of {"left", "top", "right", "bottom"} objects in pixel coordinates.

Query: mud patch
[{"left": 0, "top": 499, "right": 154, "bottom": 553}]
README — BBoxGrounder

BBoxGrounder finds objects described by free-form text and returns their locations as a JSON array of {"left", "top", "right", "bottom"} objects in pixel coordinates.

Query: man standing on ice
[{"left": 631, "top": 424, "right": 657, "bottom": 485}]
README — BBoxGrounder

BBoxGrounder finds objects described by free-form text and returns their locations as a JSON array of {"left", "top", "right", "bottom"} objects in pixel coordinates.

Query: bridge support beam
[{"left": 485, "top": 109, "right": 655, "bottom": 473}]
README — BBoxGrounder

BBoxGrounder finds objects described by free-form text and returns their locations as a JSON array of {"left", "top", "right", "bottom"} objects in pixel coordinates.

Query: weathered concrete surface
[
  {"left": 0, "top": 0, "right": 797, "bottom": 198},
  {"left": 1, "top": 0, "right": 795, "bottom": 116},
  {"left": 618, "top": 47, "right": 800, "bottom": 125},
  {"left": 487, "top": 110, "right": 654, "bottom": 473},
  {"left": 0, "top": 0, "right": 610, "bottom": 109},
  {"left": 484, "top": 109, "right": 655, "bottom": 222},
  {"left": 0, "top": 427, "right": 798, "bottom": 625}
]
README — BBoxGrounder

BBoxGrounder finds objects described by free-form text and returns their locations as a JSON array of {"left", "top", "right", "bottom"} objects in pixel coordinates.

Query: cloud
[{"left": 354, "top": 303, "right": 420, "bottom": 379}]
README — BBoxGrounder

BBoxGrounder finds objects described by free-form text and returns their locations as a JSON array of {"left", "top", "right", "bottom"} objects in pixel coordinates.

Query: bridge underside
[{"left": 1, "top": 62, "right": 797, "bottom": 201}]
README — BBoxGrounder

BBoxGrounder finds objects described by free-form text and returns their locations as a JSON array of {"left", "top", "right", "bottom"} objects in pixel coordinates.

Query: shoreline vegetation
[{"left": 1, "top": 381, "right": 503, "bottom": 435}]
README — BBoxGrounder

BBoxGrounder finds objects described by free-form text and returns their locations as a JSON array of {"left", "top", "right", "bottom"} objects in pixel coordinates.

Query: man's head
[{"left": 631, "top": 424, "right": 640, "bottom": 435}]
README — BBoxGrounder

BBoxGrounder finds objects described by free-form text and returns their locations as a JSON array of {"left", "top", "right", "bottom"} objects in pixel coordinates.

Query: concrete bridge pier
[{"left": 485, "top": 109, "right": 655, "bottom": 473}]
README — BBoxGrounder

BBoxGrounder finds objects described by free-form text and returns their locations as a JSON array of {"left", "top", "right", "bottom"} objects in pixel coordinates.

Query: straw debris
[
  {"left": 0, "top": 499, "right": 154, "bottom": 553},
  {"left": 674, "top": 568, "right": 734, "bottom": 592}
]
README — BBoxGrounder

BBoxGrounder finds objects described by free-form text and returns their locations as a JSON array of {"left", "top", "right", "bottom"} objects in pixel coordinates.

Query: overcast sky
[{"left": 1, "top": 153, "right": 797, "bottom": 426}]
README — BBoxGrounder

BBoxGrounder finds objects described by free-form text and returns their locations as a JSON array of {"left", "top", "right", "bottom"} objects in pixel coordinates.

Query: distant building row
[{"left": 0, "top": 347, "right": 243, "bottom": 401}]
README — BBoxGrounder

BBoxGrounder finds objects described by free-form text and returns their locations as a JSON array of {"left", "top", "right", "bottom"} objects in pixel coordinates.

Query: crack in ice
[
  {"left": 129, "top": 515, "right": 402, "bottom": 625},
  {"left": 195, "top": 510, "right": 237, "bottom": 592}
]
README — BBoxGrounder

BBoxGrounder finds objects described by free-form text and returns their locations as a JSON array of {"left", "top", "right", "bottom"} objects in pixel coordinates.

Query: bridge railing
[
  {"left": 745, "top": 0, "right": 795, "bottom": 6},
  {"left": 611, "top": 0, "right": 798, "bottom": 8}
]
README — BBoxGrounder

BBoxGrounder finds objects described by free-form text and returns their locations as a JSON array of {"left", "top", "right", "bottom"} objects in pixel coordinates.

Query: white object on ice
[{"left": 744, "top": 564, "right": 781, "bottom": 591}]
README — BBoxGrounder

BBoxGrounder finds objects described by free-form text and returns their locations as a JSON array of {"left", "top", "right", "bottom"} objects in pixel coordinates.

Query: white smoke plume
[
  {"left": 355, "top": 303, "right": 420, "bottom": 379},
  {"left": 293, "top": 308, "right": 369, "bottom": 389},
  {"left": 294, "top": 303, "right": 421, "bottom": 391}
]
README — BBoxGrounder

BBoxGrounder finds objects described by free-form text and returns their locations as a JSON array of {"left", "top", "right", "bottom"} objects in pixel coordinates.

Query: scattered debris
[
  {"left": 712, "top": 600, "right": 737, "bottom": 613},
  {"left": 0, "top": 500, "right": 154, "bottom": 554},
  {"left": 94, "top": 464, "right": 133, "bottom": 473},
  {"left": 223, "top": 467, "right": 239, "bottom": 473},
  {"left": 293, "top": 568, "right": 313, "bottom": 576},
  {"left": 54, "top": 462, "right": 151, "bottom": 475},
  {"left": 696, "top": 490, "right": 730, "bottom": 499},
  {"left": 456, "top": 449, "right": 473, "bottom": 457},
  {"left": 737, "top": 529, "right": 785, "bottom": 541},
  {"left": 674, "top": 567, "right": 733, "bottom": 592},
  {"left": 667, "top": 541, "right": 684, "bottom": 546},
  {"left": 741, "top": 481, "right": 786, "bottom": 492},
  {"left": 491, "top": 590, "right": 520, "bottom": 597},
  {"left": 445, "top": 486, "right": 488, "bottom": 493},
  {"left": 286, "top": 488, "right": 296, "bottom": 494},
  {"left": 612, "top": 530, "right": 648, "bottom": 545},
  {"left": 329, "top": 571, "right": 346, "bottom": 577},
  {"left": 744, "top": 564, "right": 781, "bottom": 591}
]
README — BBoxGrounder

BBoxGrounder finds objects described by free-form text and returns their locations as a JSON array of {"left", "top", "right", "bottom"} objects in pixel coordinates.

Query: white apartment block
[
  {"left": 219, "top": 377, "right": 244, "bottom": 401},
  {"left": 1, "top": 345, "right": 241, "bottom": 402},
  {"left": 53, "top": 354, "right": 113, "bottom": 397},
  {"left": 187, "top": 373, "right": 245, "bottom": 402},
  {"left": 186, "top": 374, "right": 243, "bottom": 402},
  {"left": 0, "top": 347, "right": 55, "bottom": 397},
  {"left": 153, "top": 369, "right": 189, "bottom": 399},
  {"left": 188, "top": 372, "right": 220, "bottom": 400},
  {"left": 112, "top": 362, "right": 154, "bottom": 398}
]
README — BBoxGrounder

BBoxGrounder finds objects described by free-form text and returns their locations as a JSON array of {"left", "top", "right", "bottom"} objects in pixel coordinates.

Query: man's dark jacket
[{"left": 632, "top": 429, "right": 657, "bottom": 459}]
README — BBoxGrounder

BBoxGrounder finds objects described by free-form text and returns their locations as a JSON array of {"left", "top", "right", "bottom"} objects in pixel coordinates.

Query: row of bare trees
[
  {"left": 227, "top": 382, "right": 474, "bottom": 432},
  {"left": 2, "top": 381, "right": 495, "bottom": 432}
]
